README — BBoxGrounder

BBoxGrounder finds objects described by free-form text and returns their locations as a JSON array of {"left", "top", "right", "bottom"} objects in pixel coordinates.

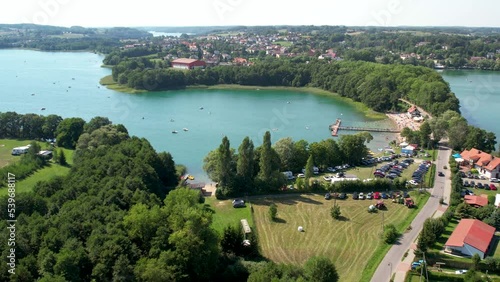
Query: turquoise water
[
  {"left": 0, "top": 50, "right": 400, "bottom": 180},
  {"left": 439, "top": 70, "right": 500, "bottom": 148}
]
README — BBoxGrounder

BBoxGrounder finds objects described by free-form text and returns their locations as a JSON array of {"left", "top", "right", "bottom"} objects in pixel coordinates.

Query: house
[
  {"left": 460, "top": 148, "right": 500, "bottom": 179},
  {"left": 233, "top": 57, "right": 248, "bottom": 65},
  {"left": 11, "top": 145, "right": 31, "bottom": 155},
  {"left": 407, "top": 105, "right": 421, "bottom": 118},
  {"left": 486, "top": 52, "right": 496, "bottom": 60},
  {"left": 444, "top": 219, "right": 495, "bottom": 259},
  {"left": 464, "top": 195, "right": 488, "bottom": 208},
  {"left": 171, "top": 58, "right": 206, "bottom": 70}
]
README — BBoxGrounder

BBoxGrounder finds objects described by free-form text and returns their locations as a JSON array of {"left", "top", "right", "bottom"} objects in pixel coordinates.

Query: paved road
[{"left": 371, "top": 144, "right": 452, "bottom": 282}]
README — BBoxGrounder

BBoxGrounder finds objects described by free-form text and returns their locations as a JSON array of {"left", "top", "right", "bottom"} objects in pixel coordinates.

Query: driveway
[{"left": 370, "top": 144, "right": 452, "bottom": 282}]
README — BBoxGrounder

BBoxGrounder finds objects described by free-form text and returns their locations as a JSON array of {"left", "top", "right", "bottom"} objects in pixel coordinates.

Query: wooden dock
[
  {"left": 329, "top": 118, "right": 341, "bottom": 136},
  {"left": 338, "top": 126, "right": 400, "bottom": 133},
  {"left": 329, "top": 119, "right": 400, "bottom": 136}
]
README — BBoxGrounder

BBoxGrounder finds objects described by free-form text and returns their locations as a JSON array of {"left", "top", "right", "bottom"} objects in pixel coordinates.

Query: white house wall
[{"left": 463, "top": 243, "right": 485, "bottom": 259}]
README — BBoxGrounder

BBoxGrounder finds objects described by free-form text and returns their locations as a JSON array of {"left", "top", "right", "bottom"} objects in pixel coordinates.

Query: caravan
[{"left": 11, "top": 145, "right": 31, "bottom": 155}]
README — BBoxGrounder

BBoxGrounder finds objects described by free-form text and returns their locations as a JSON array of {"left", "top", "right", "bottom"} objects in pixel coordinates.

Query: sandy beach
[{"left": 386, "top": 113, "right": 424, "bottom": 142}]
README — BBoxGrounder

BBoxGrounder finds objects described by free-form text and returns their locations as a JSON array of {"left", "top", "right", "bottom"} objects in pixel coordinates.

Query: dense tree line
[
  {"left": 0, "top": 112, "right": 62, "bottom": 140},
  {"left": 203, "top": 131, "right": 390, "bottom": 197},
  {"left": 111, "top": 59, "right": 459, "bottom": 116}
]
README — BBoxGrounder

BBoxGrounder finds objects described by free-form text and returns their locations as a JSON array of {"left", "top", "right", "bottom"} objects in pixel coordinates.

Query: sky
[{"left": 1, "top": 0, "right": 500, "bottom": 28}]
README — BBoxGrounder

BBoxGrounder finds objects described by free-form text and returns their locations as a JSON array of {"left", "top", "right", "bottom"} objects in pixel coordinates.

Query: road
[{"left": 371, "top": 144, "right": 452, "bottom": 282}]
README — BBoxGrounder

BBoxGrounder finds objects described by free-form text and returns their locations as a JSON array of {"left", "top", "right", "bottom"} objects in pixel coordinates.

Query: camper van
[
  {"left": 282, "top": 171, "right": 295, "bottom": 180},
  {"left": 11, "top": 145, "right": 31, "bottom": 155}
]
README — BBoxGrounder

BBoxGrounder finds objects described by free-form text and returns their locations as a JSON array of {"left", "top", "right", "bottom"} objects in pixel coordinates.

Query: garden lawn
[{"left": 247, "top": 192, "right": 428, "bottom": 282}]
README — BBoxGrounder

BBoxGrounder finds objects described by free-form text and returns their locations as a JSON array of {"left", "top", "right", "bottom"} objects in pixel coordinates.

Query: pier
[
  {"left": 329, "top": 119, "right": 341, "bottom": 136},
  {"left": 329, "top": 119, "right": 400, "bottom": 136}
]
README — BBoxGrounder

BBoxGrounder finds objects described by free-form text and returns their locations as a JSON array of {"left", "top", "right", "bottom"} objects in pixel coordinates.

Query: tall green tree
[
  {"left": 258, "top": 132, "right": 273, "bottom": 183},
  {"left": 218, "top": 136, "right": 235, "bottom": 194},
  {"left": 419, "top": 121, "right": 432, "bottom": 149},
  {"left": 237, "top": 137, "right": 254, "bottom": 192},
  {"left": 303, "top": 256, "right": 339, "bottom": 282},
  {"left": 305, "top": 154, "right": 315, "bottom": 189},
  {"left": 273, "top": 137, "right": 295, "bottom": 171},
  {"left": 55, "top": 117, "right": 86, "bottom": 149}
]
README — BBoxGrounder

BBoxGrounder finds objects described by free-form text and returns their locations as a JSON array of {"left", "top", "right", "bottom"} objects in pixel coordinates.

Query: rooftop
[{"left": 445, "top": 219, "right": 495, "bottom": 253}]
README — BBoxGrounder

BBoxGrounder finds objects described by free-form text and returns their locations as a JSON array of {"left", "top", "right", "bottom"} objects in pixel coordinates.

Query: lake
[
  {"left": 439, "top": 70, "right": 500, "bottom": 149},
  {"left": 4, "top": 50, "right": 498, "bottom": 181}
]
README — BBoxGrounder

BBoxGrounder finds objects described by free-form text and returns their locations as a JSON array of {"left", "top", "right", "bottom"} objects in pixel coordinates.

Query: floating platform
[
  {"left": 329, "top": 118, "right": 400, "bottom": 136},
  {"left": 329, "top": 118, "right": 342, "bottom": 136}
]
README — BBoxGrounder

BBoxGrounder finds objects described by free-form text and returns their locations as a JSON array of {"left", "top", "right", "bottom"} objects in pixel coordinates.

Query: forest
[
  {"left": 0, "top": 113, "right": 342, "bottom": 282},
  {"left": 110, "top": 58, "right": 460, "bottom": 116}
]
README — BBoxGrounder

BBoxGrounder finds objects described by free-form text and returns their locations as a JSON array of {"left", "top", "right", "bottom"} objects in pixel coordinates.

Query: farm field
[{"left": 222, "top": 191, "right": 429, "bottom": 282}]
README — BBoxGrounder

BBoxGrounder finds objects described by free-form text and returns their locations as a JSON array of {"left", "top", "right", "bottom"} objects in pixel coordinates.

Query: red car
[{"left": 490, "top": 184, "right": 498, "bottom": 190}]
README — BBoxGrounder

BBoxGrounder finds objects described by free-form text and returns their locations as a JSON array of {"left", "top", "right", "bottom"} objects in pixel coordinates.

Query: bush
[
  {"left": 384, "top": 224, "right": 399, "bottom": 244},
  {"left": 330, "top": 204, "right": 341, "bottom": 220},
  {"left": 269, "top": 203, "right": 277, "bottom": 221}
]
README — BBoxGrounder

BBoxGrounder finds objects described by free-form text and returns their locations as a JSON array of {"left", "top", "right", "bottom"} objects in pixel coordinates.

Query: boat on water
[
  {"left": 183, "top": 128, "right": 189, "bottom": 131},
  {"left": 41, "top": 108, "right": 46, "bottom": 110},
  {"left": 199, "top": 106, "right": 204, "bottom": 110},
  {"left": 172, "top": 130, "right": 178, "bottom": 134}
]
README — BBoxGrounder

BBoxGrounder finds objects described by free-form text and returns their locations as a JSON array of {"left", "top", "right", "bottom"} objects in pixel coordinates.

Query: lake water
[
  {"left": 8, "top": 50, "right": 498, "bottom": 181},
  {"left": 439, "top": 70, "right": 500, "bottom": 149}
]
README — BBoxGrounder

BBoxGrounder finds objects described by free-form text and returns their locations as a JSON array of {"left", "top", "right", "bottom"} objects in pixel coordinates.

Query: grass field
[
  {"left": 274, "top": 40, "right": 293, "bottom": 47},
  {"left": 0, "top": 144, "right": 74, "bottom": 197},
  {"left": 205, "top": 197, "right": 255, "bottom": 235},
  {"left": 243, "top": 192, "right": 429, "bottom": 282},
  {"left": 0, "top": 139, "right": 42, "bottom": 168}
]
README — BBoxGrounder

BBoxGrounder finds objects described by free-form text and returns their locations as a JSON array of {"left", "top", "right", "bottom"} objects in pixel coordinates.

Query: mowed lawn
[
  {"left": 0, "top": 146, "right": 74, "bottom": 197},
  {"left": 205, "top": 197, "right": 254, "bottom": 235},
  {"left": 0, "top": 139, "right": 41, "bottom": 168},
  {"left": 250, "top": 193, "right": 426, "bottom": 282}
]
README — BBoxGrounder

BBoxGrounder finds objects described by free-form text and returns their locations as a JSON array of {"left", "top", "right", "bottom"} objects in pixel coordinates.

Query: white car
[
  {"left": 491, "top": 178, "right": 499, "bottom": 183},
  {"left": 323, "top": 175, "right": 332, "bottom": 181},
  {"left": 297, "top": 173, "right": 305, "bottom": 178},
  {"left": 455, "top": 269, "right": 467, "bottom": 275},
  {"left": 327, "top": 167, "right": 336, "bottom": 172}
]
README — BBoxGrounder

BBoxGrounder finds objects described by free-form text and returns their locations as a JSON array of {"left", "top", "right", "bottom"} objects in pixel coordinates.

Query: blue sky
[{"left": 2, "top": 0, "right": 500, "bottom": 28}]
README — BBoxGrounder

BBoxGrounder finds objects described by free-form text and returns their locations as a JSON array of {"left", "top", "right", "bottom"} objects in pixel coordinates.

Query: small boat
[
  {"left": 170, "top": 119, "right": 175, "bottom": 122},
  {"left": 287, "top": 101, "right": 290, "bottom": 104},
  {"left": 172, "top": 130, "right": 178, "bottom": 134},
  {"left": 72, "top": 78, "right": 75, "bottom": 80},
  {"left": 183, "top": 128, "right": 189, "bottom": 131},
  {"left": 188, "top": 175, "right": 195, "bottom": 180},
  {"left": 41, "top": 108, "right": 46, "bottom": 110},
  {"left": 199, "top": 107, "right": 204, "bottom": 110},
  {"left": 31, "top": 93, "right": 35, "bottom": 96},
  {"left": 305, "top": 126, "right": 310, "bottom": 130}
]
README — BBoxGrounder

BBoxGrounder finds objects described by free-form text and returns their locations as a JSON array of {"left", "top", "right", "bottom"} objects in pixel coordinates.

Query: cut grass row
[{"left": 216, "top": 191, "right": 429, "bottom": 282}]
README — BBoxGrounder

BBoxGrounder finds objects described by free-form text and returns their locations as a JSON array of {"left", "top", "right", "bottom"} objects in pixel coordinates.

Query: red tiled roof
[
  {"left": 445, "top": 219, "right": 495, "bottom": 253},
  {"left": 464, "top": 195, "right": 488, "bottom": 207},
  {"left": 461, "top": 148, "right": 495, "bottom": 169},
  {"left": 486, "top": 158, "right": 500, "bottom": 171}
]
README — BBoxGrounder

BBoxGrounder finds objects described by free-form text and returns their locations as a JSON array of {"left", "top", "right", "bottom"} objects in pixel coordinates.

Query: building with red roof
[
  {"left": 171, "top": 58, "right": 206, "bottom": 70},
  {"left": 464, "top": 195, "right": 489, "bottom": 208},
  {"left": 444, "top": 219, "right": 495, "bottom": 259},
  {"left": 461, "top": 148, "right": 500, "bottom": 179}
]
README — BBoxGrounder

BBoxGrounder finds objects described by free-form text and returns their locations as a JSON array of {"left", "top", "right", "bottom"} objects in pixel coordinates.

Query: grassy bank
[{"left": 99, "top": 75, "right": 147, "bottom": 94}]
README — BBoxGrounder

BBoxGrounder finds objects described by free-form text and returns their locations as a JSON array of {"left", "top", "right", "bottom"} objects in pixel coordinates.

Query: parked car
[
  {"left": 438, "top": 171, "right": 445, "bottom": 177},
  {"left": 352, "top": 192, "right": 359, "bottom": 200},
  {"left": 490, "top": 184, "right": 498, "bottom": 191},
  {"left": 325, "top": 193, "right": 331, "bottom": 200},
  {"left": 339, "top": 193, "right": 347, "bottom": 199},
  {"left": 297, "top": 173, "right": 305, "bottom": 178},
  {"left": 366, "top": 192, "right": 373, "bottom": 200},
  {"left": 477, "top": 183, "right": 483, "bottom": 189},
  {"left": 455, "top": 270, "right": 467, "bottom": 275},
  {"left": 323, "top": 175, "right": 332, "bottom": 181},
  {"left": 232, "top": 199, "right": 245, "bottom": 208},
  {"left": 491, "top": 178, "right": 499, "bottom": 183},
  {"left": 359, "top": 192, "right": 365, "bottom": 200},
  {"left": 464, "top": 180, "right": 470, "bottom": 187},
  {"left": 327, "top": 167, "right": 336, "bottom": 172}
]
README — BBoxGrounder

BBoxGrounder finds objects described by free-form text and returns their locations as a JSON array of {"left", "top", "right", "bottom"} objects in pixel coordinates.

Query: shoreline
[{"left": 99, "top": 77, "right": 387, "bottom": 120}]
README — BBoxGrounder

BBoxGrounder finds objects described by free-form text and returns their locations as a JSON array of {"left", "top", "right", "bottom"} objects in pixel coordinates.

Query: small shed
[{"left": 401, "top": 145, "right": 416, "bottom": 156}]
